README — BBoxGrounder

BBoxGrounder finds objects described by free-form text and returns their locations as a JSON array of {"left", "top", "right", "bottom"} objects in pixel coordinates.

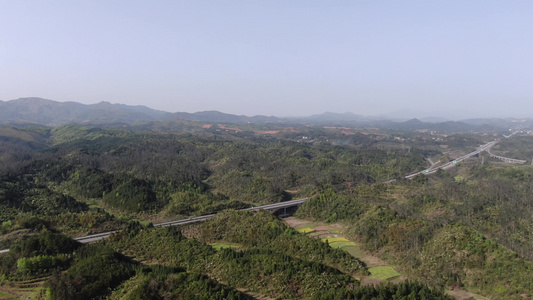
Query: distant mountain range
[
  {"left": 0, "top": 98, "right": 278, "bottom": 126},
  {"left": 1, "top": 97, "right": 531, "bottom": 132},
  {"left": 0, "top": 98, "right": 167, "bottom": 125}
]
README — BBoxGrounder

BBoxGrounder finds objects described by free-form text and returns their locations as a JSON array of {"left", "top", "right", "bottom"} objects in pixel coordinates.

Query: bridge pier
[
  {"left": 278, "top": 207, "right": 289, "bottom": 218},
  {"left": 273, "top": 205, "right": 300, "bottom": 218}
]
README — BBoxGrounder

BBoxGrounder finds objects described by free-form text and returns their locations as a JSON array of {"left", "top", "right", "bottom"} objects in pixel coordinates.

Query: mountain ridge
[{"left": 0, "top": 97, "right": 529, "bottom": 131}]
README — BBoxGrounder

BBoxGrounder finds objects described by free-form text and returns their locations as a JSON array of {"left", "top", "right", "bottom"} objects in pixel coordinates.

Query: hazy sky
[{"left": 1, "top": 1, "right": 532, "bottom": 119}]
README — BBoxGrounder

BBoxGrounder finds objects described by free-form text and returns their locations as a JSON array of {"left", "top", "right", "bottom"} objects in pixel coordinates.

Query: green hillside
[{"left": 1, "top": 123, "right": 532, "bottom": 299}]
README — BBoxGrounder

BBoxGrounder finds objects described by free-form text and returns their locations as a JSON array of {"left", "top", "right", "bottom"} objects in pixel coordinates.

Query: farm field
[
  {"left": 284, "top": 217, "right": 403, "bottom": 284},
  {"left": 285, "top": 217, "right": 490, "bottom": 299},
  {"left": 368, "top": 266, "right": 402, "bottom": 280},
  {"left": 0, "top": 277, "right": 46, "bottom": 300}
]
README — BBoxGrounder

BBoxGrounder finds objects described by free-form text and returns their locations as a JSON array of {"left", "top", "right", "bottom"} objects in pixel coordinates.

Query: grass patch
[
  {"left": 210, "top": 243, "right": 242, "bottom": 251},
  {"left": 0, "top": 291, "right": 14, "bottom": 297},
  {"left": 368, "top": 266, "right": 401, "bottom": 280},
  {"left": 294, "top": 223, "right": 317, "bottom": 230},
  {"left": 1, "top": 279, "right": 46, "bottom": 300},
  {"left": 322, "top": 237, "right": 357, "bottom": 251},
  {"left": 329, "top": 241, "right": 357, "bottom": 249},
  {"left": 297, "top": 227, "right": 315, "bottom": 234},
  {"left": 342, "top": 246, "right": 364, "bottom": 258},
  {"left": 321, "top": 237, "right": 350, "bottom": 243}
]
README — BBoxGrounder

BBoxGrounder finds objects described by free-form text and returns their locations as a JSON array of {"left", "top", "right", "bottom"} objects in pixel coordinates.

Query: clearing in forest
[
  {"left": 284, "top": 217, "right": 403, "bottom": 285},
  {"left": 210, "top": 242, "right": 242, "bottom": 250},
  {"left": 0, "top": 277, "right": 46, "bottom": 300},
  {"left": 284, "top": 217, "right": 490, "bottom": 300}
]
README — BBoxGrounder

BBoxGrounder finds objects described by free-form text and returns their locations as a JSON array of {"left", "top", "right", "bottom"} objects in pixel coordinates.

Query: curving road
[
  {"left": 405, "top": 139, "right": 499, "bottom": 179},
  {"left": 486, "top": 147, "right": 526, "bottom": 164},
  {"left": 405, "top": 131, "right": 525, "bottom": 179}
]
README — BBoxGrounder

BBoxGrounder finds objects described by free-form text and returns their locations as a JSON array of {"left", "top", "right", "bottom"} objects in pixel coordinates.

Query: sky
[{"left": 1, "top": 1, "right": 532, "bottom": 119}]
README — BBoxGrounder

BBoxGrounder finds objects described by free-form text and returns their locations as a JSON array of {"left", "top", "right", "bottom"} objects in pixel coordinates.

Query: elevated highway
[
  {"left": 0, "top": 198, "right": 308, "bottom": 253},
  {"left": 487, "top": 148, "right": 526, "bottom": 164},
  {"left": 405, "top": 140, "right": 499, "bottom": 179},
  {"left": 405, "top": 132, "right": 525, "bottom": 179}
]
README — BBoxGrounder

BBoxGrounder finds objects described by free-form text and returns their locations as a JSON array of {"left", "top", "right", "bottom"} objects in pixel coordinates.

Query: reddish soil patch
[
  {"left": 313, "top": 226, "right": 333, "bottom": 231},
  {"left": 324, "top": 126, "right": 351, "bottom": 130},
  {"left": 284, "top": 218, "right": 311, "bottom": 228},
  {"left": 217, "top": 124, "right": 242, "bottom": 132},
  {"left": 201, "top": 124, "right": 213, "bottom": 128},
  {"left": 255, "top": 130, "right": 280, "bottom": 134}
]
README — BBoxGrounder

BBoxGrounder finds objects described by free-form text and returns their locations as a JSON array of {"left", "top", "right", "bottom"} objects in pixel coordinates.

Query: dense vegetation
[
  {"left": 0, "top": 215, "right": 450, "bottom": 299},
  {"left": 1, "top": 123, "right": 532, "bottom": 298},
  {"left": 296, "top": 166, "right": 533, "bottom": 298},
  {"left": 0, "top": 124, "right": 425, "bottom": 237},
  {"left": 0, "top": 231, "right": 251, "bottom": 299},
  {"left": 108, "top": 212, "right": 367, "bottom": 298}
]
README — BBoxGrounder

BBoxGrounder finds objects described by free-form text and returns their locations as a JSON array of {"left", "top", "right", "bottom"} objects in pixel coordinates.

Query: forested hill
[
  {"left": 0, "top": 123, "right": 438, "bottom": 298},
  {"left": 0, "top": 123, "right": 426, "bottom": 239},
  {"left": 1, "top": 123, "right": 533, "bottom": 298}
]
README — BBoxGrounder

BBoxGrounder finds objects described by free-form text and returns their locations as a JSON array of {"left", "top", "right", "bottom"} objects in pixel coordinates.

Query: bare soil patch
[
  {"left": 312, "top": 226, "right": 332, "bottom": 231},
  {"left": 361, "top": 255, "right": 387, "bottom": 268},
  {"left": 284, "top": 218, "right": 311, "bottom": 228},
  {"left": 447, "top": 287, "right": 489, "bottom": 300},
  {"left": 255, "top": 131, "right": 280, "bottom": 135}
]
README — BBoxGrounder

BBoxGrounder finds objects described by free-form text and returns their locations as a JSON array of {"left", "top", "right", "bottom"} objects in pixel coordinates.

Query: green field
[
  {"left": 210, "top": 243, "right": 242, "bottom": 251},
  {"left": 368, "top": 266, "right": 402, "bottom": 280},
  {"left": 322, "top": 237, "right": 356, "bottom": 247},
  {"left": 321, "top": 237, "right": 349, "bottom": 243},
  {"left": 329, "top": 241, "right": 357, "bottom": 248},
  {"left": 341, "top": 246, "right": 364, "bottom": 258},
  {"left": 297, "top": 227, "right": 315, "bottom": 234}
]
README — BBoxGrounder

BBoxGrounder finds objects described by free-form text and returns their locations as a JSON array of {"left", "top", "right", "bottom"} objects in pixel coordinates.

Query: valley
[{"left": 0, "top": 119, "right": 532, "bottom": 299}]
